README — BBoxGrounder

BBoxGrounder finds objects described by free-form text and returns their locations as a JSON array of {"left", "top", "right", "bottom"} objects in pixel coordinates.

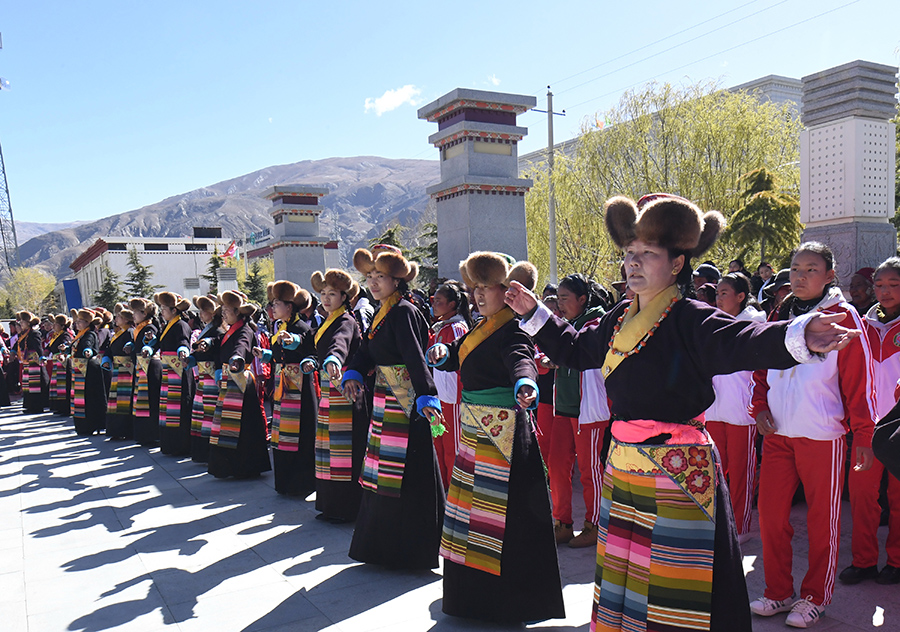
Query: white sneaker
[
  {"left": 749, "top": 594, "right": 795, "bottom": 616},
  {"left": 785, "top": 596, "right": 824, "bottom": 628}
]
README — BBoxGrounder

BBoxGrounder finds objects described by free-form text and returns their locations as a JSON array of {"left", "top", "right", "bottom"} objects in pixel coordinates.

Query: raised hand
[
  {"left": 804, "top": 312, "right": 861, "bottom": 353},
  {"left": 504, "top": 280, "right": 539, "bottom": 316}
]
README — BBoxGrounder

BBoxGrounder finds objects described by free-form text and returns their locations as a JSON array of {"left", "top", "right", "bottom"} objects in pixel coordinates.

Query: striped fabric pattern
[
  {"left": 359, "top": 367, "right": 411, "bottom": 498},
  {"left": 271, "top": 363, "right": 303, "bottom": 451},
  {"left": 439, "top": 403, "right": 514, "bottom": 576},
  {"left": 191, "top": 362, "right": 217, "bottom": 437},
  {"left": 70, "top": 358, "right": 88, "bottom": 420},
  {"left": 107, "top": 356, "right": 134, "bottom": 414},
  {"left": 593, "top": 439, "right": 715, "bottom": 632},
  {"left": 23, "top": 355, "right": 42, "bottom": 395},
  {"left": 159, "top": 352, "right": 183, "bottom": 428},
  {"left": 50, "top": 359, "right": 67, "bottom": 401},
  {"left": 210, "top": 368, "right": 252, "bottom": 449},
  {"left": 315, "top": 372, "right": 354, "bottom": 480},
  {"left": 133, "top": 361, "right": 151, "bottom": 418}
]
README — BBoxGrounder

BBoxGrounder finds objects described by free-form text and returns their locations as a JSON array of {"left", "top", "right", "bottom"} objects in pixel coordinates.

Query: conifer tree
[
  {"left": 124, "top": 247, "right": 161, "bottom": 298},
  {"left": 240, "top": 260, "right": 267, "bottom": 306},
  {"left": 92, "top": 264, "right": 123, "bottom": 310},
  {"left": 201, "top": 246, "right": 222, "bottom": 294}
]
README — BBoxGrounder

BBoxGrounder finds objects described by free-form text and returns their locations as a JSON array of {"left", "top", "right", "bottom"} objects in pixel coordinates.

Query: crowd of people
[{"left": 3, "top": 193, "right": 900, "bottom": 630}]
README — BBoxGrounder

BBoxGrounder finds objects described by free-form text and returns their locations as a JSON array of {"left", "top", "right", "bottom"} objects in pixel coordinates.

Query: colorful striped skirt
[
  {"left": 159, "top": 352, "right": 185, "bottom": 428},
  {"left": 107, "top": 356, "right": 134, "bottom": 415},
  {"left": 271, "top": 363, "right": 303, "bottom": 452},
  {"left": 49, "top": 358, "right": 68, "bottom": 402},
  {"left": 359, "top": 366, "right": 413, "bottom": 498},
  {"left": 593, "top": 438, "right": 717, "bottom": 632},
  {"left": 191, "top": 361, "right": 217, "bottom": 438},
  {"left": 210, "top": 366, "right": 254, "bottom": 450},
  {"left": 440, "top": 402, "right": 516, "bottom": 576},
  {"left": 315, "top": 371, "right": 354, "bottom": 481},
  {"left": 70, "top": 358, "right": 88, "bottom": 420},
  {"left": 22, "top": 353, "right": 42, "bottom": 395},
  {"left": 133, "top": 356, "right": 152, "bottom": 418}
]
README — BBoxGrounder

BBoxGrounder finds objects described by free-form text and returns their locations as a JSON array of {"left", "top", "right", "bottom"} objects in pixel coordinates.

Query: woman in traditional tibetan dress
[
  {"left": 47, "top": 314, "right": 74, "bottom": 416},
  {"left": 187, "top": 294, "right": 222, "bottom": 464},
  {"left": 149, "top": 292, "right": 193, "bottom": 456},
  {"left": 341, "top": 245, "right": 445, "bottom": 569},
  {"left": 130, "top": 298, "right": 162, "bottom": 446},
  {"left": 253, "top": 281, "right": 316, "bottom": 494},
  {"left": 96, "top": 308, "right": 114, "bottom": 403},
  {"left": 504, "top": 194, "right": 862, "bottom": 632},
  {"left": 428, "top": 253, "right": 565, "bottom": 623},
  {"left": 70, "top": 309, "right": 106, "bottom": 435},
  {"left": 102, "top": 307, "right": 135, "bottom": 440},
  {"left": 208, "top": 290, "right": 271, "bottom": 479},
  {"left": 16, "top": 311, "right": 47, "bottom": 414},
  {"left": 307, "top": 269, "right": 365, "bottom": 521}
]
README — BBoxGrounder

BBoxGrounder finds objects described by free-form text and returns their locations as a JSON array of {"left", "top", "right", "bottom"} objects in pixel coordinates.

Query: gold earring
[{"left": 672, "top": 268, "right": 678, "bottom": 274}]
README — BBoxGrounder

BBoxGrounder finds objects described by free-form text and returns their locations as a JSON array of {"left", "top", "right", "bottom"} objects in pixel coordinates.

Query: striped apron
[
  {"left": 159, "top": 351, "right": 185, "bottom": 428},
  {"left": 107, "top": 356, "right": 134, "bottom": 415},
  {"left": 271, "top": 362, "right": 303, "bottom": 452},
  {"left": 315, "top": 370, "right": 355, "bottom": 480},
  {"left": 210, "top": 364, "right": 254, "bottom": 450},
  {"left": 191, "top": 360, "right": 218, "bottom": 437}
]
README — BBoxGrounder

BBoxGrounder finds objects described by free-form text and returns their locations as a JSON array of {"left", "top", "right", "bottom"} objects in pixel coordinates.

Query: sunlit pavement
[{"left": 1, "top": 403, "right": 896, "bottom": 631}]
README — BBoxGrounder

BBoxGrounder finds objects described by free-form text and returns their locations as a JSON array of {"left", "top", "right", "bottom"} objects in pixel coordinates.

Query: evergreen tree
[
  {"left": 92, "top": 264, "right": 123, "bottom": 311},
  {"left": 240, "top": 260, "right": 267, "bottom": 305},
  {"left": 409, "top": 222, "right": 438, "bottom": 288},
  {"left": 370, "top": 224, "right": 407, "bottom": 252},
  {"left": 0, "top": 297, "right": 13, "bottom": 319},
  {"left": 201, "top": 246, "right": 222, "bottom": 294},
  {"left": 124, "top": 247, "right": 161, "bottom": 298}
]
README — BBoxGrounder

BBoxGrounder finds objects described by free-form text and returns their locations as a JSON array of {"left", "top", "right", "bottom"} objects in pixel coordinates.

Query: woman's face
[
  {"left": 114, "top": 313, "right": 128, "bottom": 329},
  {"left": 715, "top": 280, "right": 745, "bottom": 316},
  {"left": 874, "top": 268, "right": 900, "bottom": 313},
  {"left": 473, "top": 284, "right": 506, "bottom": 318},
  {"left": 222, "top": 305, "right": 239, "bottom": 325},
  {"left": 431, "top": 290, "right": 457, "bottom": 320},
  {"left": 789, "top": 251, "right": 834, "bottom": 301},
  {"left": 74, "top": 318, "right": 88, "bottom": 332},
  {"left": 52, "top": 321, "right": 63, "bottom": 333},
  {"left": 16, "top": 320, "right": 28, "bottom": 333},
  {"left": 543, "top": 298, "right": 562, "bottom": 318},
  {"left": 320, "top": 286, "right": 343, "bottom": 314},
  {"left": 849, "top": 274, "right": 874, "bottom": 306},
  {"left": 199, "top": 309, "right": 213, "bottom": 325},
  {"left": 624, "top": 239, "right": 681, "bottom": 300},
  {"left": 556, "top": 285, "right": 587, "bottom": 320},
  {"left": 367, "top": 271, "right": 399, "bottom": 302},
  {"left": 271, "top": 298, "right": 292, "bottom": 322},
  {"left": 159, "top": 305, "right": 175, "bottom": 321}
]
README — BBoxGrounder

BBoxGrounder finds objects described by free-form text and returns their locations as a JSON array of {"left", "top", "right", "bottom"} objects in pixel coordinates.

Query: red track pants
[
  {"left": 759, "top": 434, "right": 845, "bottom": 606},
  {"left": 706, "top": 421, "right": 757, "bottom": 536},
  {"left": 848, "top": 456, "right": 900, "bottom": 568},
  {"left": 548, "top": 415, "right": 607, "bottom": 525},
  {"left": 433, "top": 400, "right": 460, "bottom": 492}
]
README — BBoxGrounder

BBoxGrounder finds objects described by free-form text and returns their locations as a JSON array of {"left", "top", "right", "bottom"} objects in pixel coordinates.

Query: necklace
[{"left": 607, "top": 294, "right": 679, "bottom": 358}]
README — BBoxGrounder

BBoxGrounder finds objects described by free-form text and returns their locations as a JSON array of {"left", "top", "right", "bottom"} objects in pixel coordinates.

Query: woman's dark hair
[
  {"left": 667, "top": 248, "right": 696, "bottom": 299},
  {"left": 558, "top": 273, "right": 612, "bottom": 311},
  {"left": 435, "top": 280, "right": 474, "bottom": 328},
  {"left": 719, "top": 272, "right": 752, "bottom": 311},
  {"left": 875, "top": 257, "right": 900, "bottom": 279},
  {"left": 730, "top": 258, "right": 744, "bottom": 270}
]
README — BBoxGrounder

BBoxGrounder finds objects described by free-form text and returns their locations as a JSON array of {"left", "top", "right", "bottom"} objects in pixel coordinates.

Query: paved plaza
[{"left": 1, "top": 402, "right": 898, "bottom": 631}]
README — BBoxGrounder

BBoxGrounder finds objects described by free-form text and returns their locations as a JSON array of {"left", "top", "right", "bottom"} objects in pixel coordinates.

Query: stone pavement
[{"left": 1, "top": 403, "right": 898, "bottom": 631}]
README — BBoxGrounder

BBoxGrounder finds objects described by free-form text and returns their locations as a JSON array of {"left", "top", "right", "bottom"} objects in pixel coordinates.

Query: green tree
[
  {"left": 409, "top": 222, "right": 438, "bottom": 288},
  {"left": 0, "top": 267, "right": 57, "bottom": 314},
  {"left": 523, "top": 79, "right": 802, "bottom": 288},
  {"left": 240, "top": 260, "right": 268, "bottom": 305},
  {"left": 370, "top": 224, "right": 407, "bottom": 252},
  {"left": 92, "top": 264, "right": 123, "bottom": 311},
  {"left": 201, "top": 246, "right": 223, "bottom": 294},
  {"left": 724, "top": 168, "right": 802, "bottom": 265},
  {"left": 124, "top": 247, "right": 161, "bottom": 298}
]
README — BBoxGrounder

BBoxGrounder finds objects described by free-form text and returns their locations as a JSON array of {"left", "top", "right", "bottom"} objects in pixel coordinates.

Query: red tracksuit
[{"left": 750, "top": 288, "right": 877, "bottom": 606}]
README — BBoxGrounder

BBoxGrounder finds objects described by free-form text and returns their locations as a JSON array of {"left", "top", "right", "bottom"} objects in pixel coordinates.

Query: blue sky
[{"left": 1, "top": 0, "right": 898, "bottom": 225}]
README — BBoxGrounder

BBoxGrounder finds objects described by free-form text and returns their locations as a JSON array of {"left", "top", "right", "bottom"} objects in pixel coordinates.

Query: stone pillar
[
  {"left": 418, "top": 89, "right": 536, "bottom": 279},
  {"left": 262, "top": 185, "right": 330, "bottom": 290},
  {"left": 800, "top": 60, "right": 898, "bottom": 286}
]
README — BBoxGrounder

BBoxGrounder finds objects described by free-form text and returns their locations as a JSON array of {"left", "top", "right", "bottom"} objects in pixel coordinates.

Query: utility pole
[
  {"left": 0, "top": 33, "right": 20, "bottom": 274},
  {"left": 533, "top": 87, "right": 565, "bottom": 285}
]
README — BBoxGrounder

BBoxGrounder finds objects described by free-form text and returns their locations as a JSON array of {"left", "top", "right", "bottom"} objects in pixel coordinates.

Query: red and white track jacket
[
  {"left": 863, "top": 305, "right": 900, "bottom": 420},
  {"left": 706, "top": 306, "right": 767, "bottom": 426},
  {"left": 429, "top": 315, "right": 468, "bottom": 404},
  {"left": 750, "top": 287, "right": 877, "bottom": 447}
]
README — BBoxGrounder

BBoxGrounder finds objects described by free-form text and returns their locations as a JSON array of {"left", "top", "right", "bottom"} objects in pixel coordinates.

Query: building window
[
  {"left": 185, "top": 243, "right": 208, "bottom": 251},
  {"left": 144, "top": 243, "right": 169, "bottom": 251},
  {"left": 107, "top": 243, "right": 127, "bottom": 251}
]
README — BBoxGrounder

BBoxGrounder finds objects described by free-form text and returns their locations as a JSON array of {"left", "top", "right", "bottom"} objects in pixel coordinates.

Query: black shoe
[
  {"left": 839, "top": 564, "right": 879, "bottom": 584},
  {"left": 877, "top": 565, "right": 900, "bottom": 585}
]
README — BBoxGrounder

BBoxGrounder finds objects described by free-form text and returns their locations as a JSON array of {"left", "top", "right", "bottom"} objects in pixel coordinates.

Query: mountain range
[{"left": 17, "top": 156, "right": 440, "bottom": 279}]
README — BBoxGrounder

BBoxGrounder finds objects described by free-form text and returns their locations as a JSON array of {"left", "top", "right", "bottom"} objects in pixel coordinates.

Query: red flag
[{"left": 221, "top": 240, "right": 237, "bottom": 260}]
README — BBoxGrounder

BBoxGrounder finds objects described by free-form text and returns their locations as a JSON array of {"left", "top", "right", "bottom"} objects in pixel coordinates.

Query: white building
[{"left": 62, "top": 228, "right": 232, "bottom": 310}]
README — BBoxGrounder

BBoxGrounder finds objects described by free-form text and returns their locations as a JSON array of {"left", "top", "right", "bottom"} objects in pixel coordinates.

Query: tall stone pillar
[
  {"left": 262, "top": 185, "right": 330, "bottom": 290},
  {"left": 418, "top": 89, "right": 536, "bottom": 279},
  {"left": 800, "top": 60, "right": 898, "bottom": 286}
]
